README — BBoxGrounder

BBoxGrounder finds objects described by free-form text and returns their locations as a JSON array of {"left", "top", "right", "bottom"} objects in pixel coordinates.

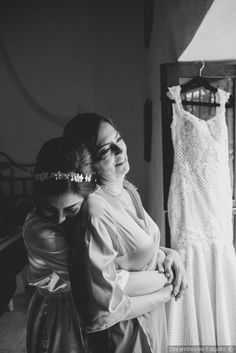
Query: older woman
[
  {"left": 63, "top": 114, "right": 188, "bottom": 353},
  {"left": 23, "top": 138, "right": 96, "bottom": 353}
]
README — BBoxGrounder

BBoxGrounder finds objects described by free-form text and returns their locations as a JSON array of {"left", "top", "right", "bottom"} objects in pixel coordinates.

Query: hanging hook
[{"left": 199, "top": 61, "right": 205, "bottom": 77}]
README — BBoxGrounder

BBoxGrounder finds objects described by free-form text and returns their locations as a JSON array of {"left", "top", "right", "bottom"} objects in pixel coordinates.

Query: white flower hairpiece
[{"left": 34, "top": 171, "right": 92, "bottom": 183}]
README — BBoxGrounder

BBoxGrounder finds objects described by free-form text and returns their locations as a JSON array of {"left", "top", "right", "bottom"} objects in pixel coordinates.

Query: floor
[{"left": 0, "top": 291, "right": 30, "bottom": 353}]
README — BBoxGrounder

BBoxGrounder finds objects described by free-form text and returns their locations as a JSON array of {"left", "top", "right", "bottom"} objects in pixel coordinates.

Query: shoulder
[
  {"left": 23, "top": 211, "right": 65, "bottom": 251},
  {"left": 83, "top": 187, "right": 109, "bottom": 218}
]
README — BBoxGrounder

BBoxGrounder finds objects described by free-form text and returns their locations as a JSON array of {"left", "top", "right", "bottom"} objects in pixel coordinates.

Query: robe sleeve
[
  {"left": 83, "top": 197, "right": 131, "bottom": 331},
  {"left": 116, "top": 270, "right": 130, "bottom": 291},
  {"left": 23, "top": 212, "right": 69, "bottom": 281}
]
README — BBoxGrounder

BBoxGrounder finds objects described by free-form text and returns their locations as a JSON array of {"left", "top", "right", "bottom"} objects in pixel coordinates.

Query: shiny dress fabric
[
  {"left": 23, "top": 211, "right": 85, "bottom": 353},
  {"left": 70, "top": 181, "right": 167, "bottom": 353}
]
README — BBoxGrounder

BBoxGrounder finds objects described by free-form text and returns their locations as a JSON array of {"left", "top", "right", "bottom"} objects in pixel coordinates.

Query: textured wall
[{"left": 0, "top": 0, "right": 145, "bottom": 197}]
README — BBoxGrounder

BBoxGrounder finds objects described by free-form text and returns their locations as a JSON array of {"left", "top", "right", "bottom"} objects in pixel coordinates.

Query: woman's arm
[
  {"left": 140, "top": 206, "right": 188, "bottom": 301},
  {"left": 124, "top": 284, "right": 173, "bottom": 320},
  {"left": 123, "top": 271, "right": 168, "bottom": 296}
]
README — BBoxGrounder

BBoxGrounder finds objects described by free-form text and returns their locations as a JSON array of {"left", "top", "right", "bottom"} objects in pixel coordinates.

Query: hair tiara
[{"left": 34, "top": 171, "right": 92, "bottom": 183}]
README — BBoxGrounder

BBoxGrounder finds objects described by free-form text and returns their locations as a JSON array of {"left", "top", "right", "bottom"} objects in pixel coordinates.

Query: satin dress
[
  {"left": 23, "top": 210, "right": 85, "bottom": 353},
  {"left": 70, "top": 181, "right": 168, "bottom": 353}
]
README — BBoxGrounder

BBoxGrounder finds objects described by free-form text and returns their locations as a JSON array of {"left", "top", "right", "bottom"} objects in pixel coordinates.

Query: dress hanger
[{"left": 180, "top": 61, "right": 217, "bottom": 94}]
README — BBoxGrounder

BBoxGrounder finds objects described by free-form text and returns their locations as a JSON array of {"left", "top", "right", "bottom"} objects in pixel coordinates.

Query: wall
[
  {"left": 0, "top": 0, "right": 93, "bottom": 162},
  {"left": 90, "top": 0, "right": 145, "bottom": 196},
  {"left": 0, "top": 0, "right": 145, "bottom": 197}
]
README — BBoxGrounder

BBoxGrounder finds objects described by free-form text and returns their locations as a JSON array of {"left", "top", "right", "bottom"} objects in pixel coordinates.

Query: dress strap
[
  {"left": 217, "top": 88, "right": 230, "bottom": 115},
  {"left": 168, "top": 85, "right": 183, "bottom": 110},
  {"left": 167, "top": 85, "right": 183, "bottom": 126}
]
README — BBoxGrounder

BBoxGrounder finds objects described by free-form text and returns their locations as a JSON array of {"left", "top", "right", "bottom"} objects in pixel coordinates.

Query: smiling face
[
  {"left": 40, "top": 190, "right": 84, "bottom": 224},
  {"left": 95, "top": 122, "right": 130, "bottom": 183}
]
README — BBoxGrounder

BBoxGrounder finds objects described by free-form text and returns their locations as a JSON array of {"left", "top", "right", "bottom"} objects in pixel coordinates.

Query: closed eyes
[
  {"left": 42, "top": 202, "right": 81, "bottom": 215},
  {"left": 98, "top": 135, "right": 123, "bottom": 156},
  {"left": 65, "top": 207, "right": 79, "bottom": 214},
  {"left": 43, "top": 203, "right": 57, "bottom": 214}
]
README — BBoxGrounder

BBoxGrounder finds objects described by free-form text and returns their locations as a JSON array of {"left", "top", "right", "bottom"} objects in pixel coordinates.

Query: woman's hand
[
  {"left": 156, "top": 249, "right": 166, "bottom": 273},
  {"left": 160, "top": 247, "right": 188, "bottom": 301},
  {"left": 156, "top": 284, "right": 174, "bottom": 304}
]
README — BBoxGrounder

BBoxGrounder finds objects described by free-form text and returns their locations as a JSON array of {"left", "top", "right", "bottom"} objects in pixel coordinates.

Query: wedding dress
[{"left": 167, "top": 85, "right": 236, "bottom": 345}]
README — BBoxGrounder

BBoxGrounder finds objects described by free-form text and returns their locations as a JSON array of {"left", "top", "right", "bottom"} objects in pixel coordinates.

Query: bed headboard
[{"left": 0, "top": 152, "right": 35, "bottom": 242}]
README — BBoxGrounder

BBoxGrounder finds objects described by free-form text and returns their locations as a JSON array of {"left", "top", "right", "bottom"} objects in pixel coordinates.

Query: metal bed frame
[{"left": 0, "top": 152, "right": 34, "bottom": 249}]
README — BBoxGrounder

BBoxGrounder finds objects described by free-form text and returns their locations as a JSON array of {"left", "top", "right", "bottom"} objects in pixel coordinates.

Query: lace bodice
[{"left": 167, "top": 85, "right": 232, "bottom": 249}]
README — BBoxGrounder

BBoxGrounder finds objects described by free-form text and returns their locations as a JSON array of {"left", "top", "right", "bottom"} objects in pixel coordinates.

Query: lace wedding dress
[{"left": 167, "top": 85, "right": 236, "bottom": 345}]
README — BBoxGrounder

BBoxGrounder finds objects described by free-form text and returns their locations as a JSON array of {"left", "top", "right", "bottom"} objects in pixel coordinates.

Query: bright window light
[{"left": 179, "top": 0, "right": 236, "bottom": 62}]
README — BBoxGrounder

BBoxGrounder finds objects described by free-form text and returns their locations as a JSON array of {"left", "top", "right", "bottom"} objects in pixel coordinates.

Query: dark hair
[
  {"left": 34, "top": 137, "right": 96, "bottom": 200},
  {"left": 63, "top": 113, "right": 116, "bottom": 159}
]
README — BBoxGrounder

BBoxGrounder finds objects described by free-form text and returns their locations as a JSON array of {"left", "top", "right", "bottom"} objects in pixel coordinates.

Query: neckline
[
  {"left": 98, "top": 183, "right": 146, "bottom": 223},
  {"left": 176, "top": 86, "right": 222, "bottom": 123},
  {"left": 99, "top": 184, "right": 124, "bottom": 197},
  {"left": 183, "top": 109, "right": 220, "bottom": 124}
]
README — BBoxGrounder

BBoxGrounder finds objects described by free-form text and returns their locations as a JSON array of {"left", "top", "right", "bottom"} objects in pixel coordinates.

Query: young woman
[
  {"left": 63, "top": 114, "right": 188, "bottom": 353},
  {"left": 23, "top": 137, "right": 96, "bottom": 353}
]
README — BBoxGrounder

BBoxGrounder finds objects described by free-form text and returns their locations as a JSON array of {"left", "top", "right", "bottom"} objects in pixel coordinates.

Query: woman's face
[
  {"left": 41, "top": 191, "right": 84, "bottom": 224},
  {"left": 95, "top": 122, "right": 130, "bottom": 182}
]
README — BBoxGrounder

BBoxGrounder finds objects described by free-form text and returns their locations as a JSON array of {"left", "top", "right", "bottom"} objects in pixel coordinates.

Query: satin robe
[
  {"left": 23, "top": 211, "right": 84, "bottom": 353},
  {"left": 70, "top": 181, "right": 168, "bottom": 353}
]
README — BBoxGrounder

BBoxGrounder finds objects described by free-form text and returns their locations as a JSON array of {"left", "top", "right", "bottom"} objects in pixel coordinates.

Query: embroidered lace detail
[{"left": 167, "top": 85, "right": 233, "bottom": 248}]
